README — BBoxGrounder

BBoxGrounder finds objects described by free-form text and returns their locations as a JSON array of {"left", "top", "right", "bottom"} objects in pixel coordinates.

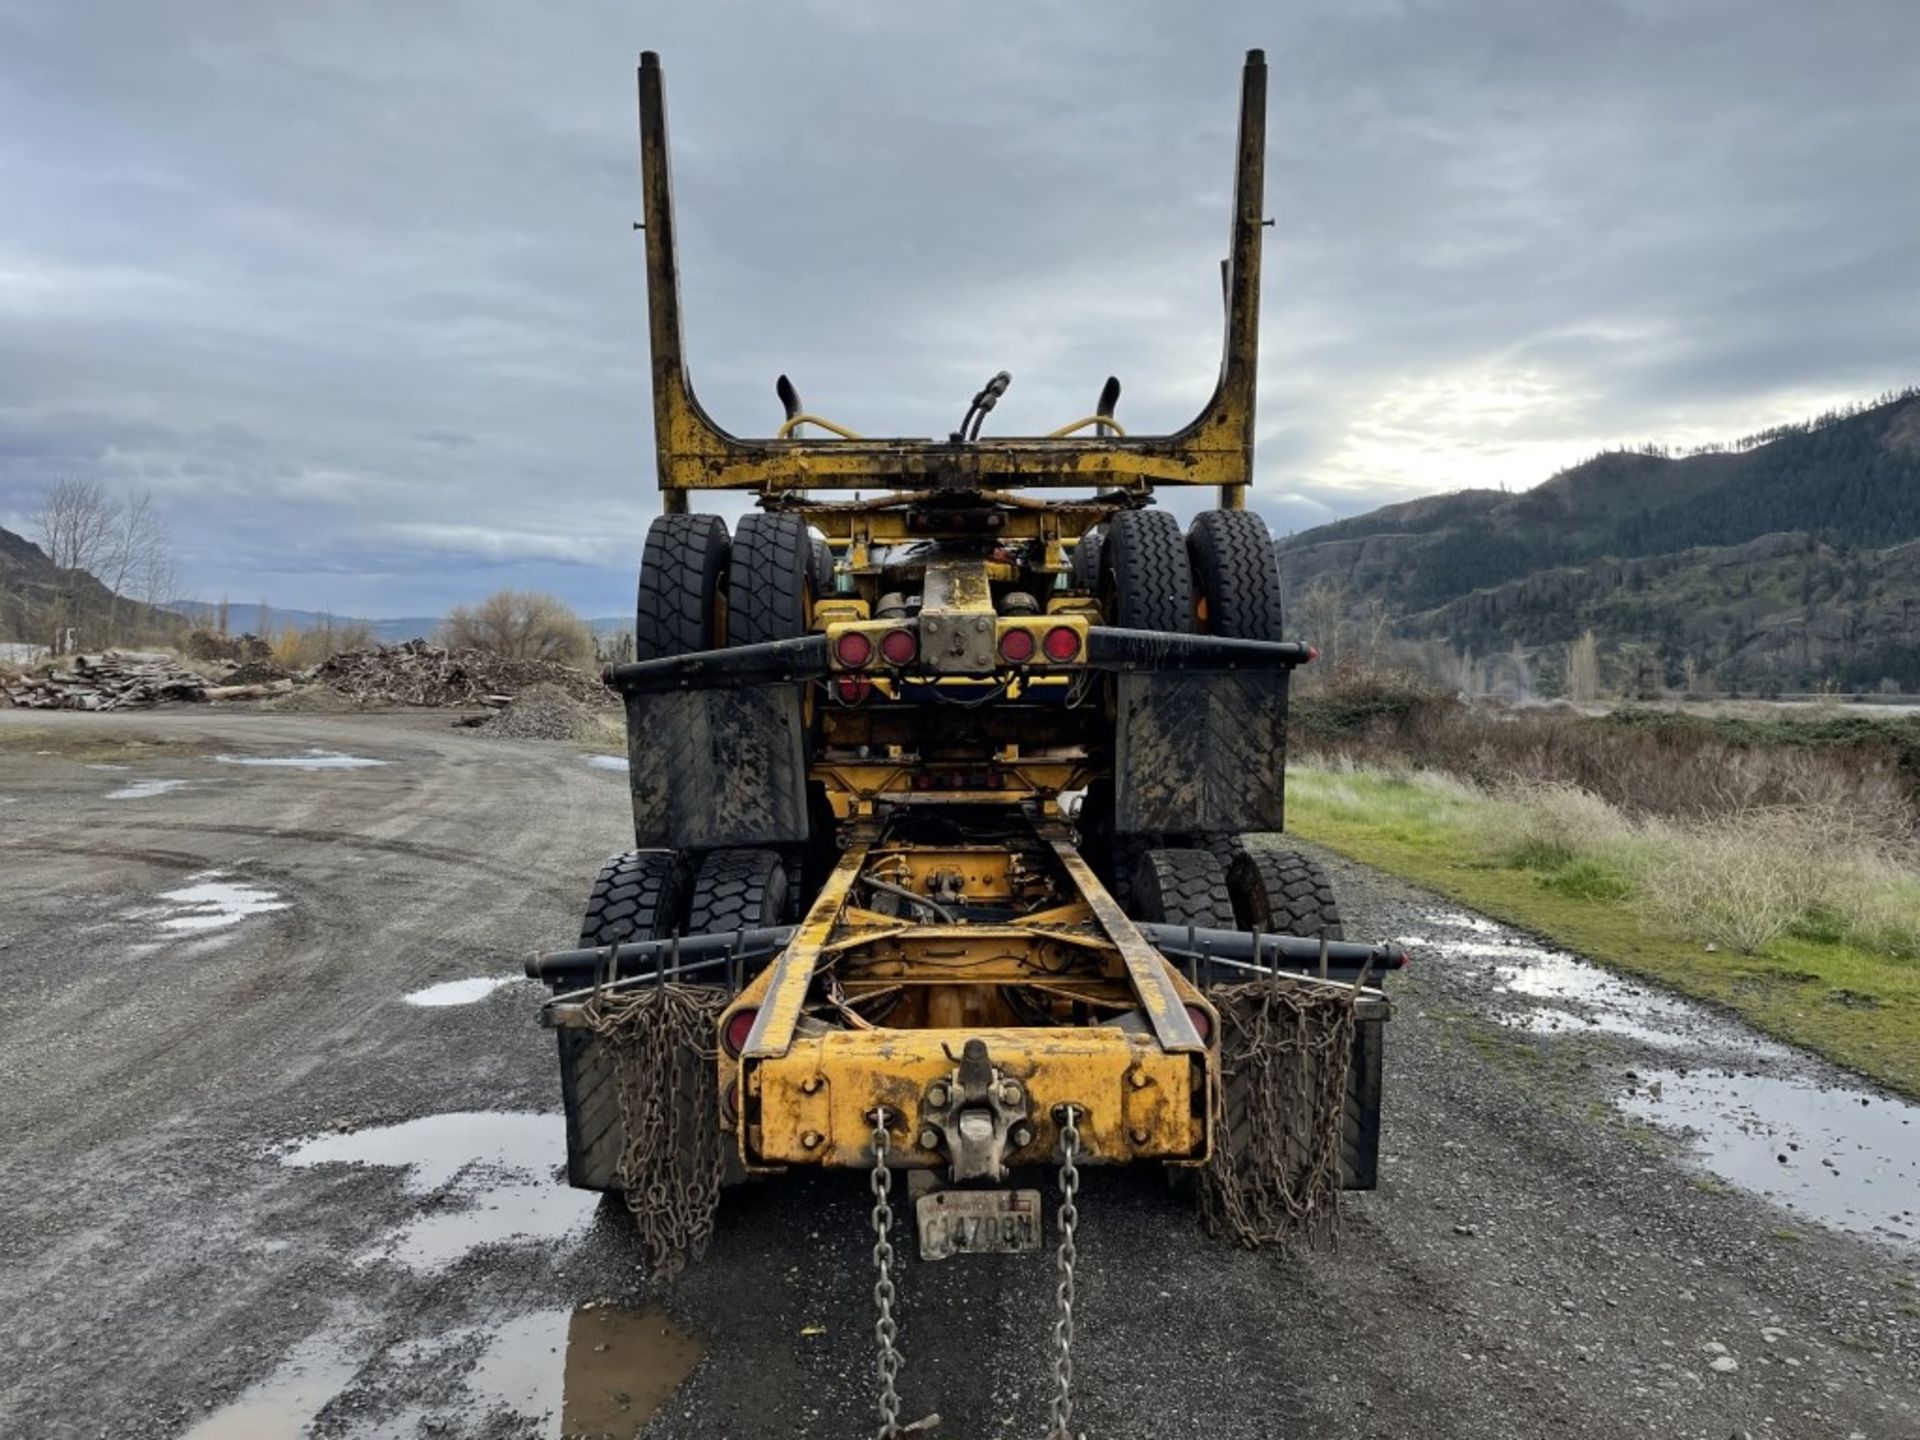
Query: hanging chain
[
  {"left": 870, "top": 1110, "right": 905, "bottom": 1440},
  {"left": 1046, "top": 1105, "right": 1082, "bottom": 1440}
]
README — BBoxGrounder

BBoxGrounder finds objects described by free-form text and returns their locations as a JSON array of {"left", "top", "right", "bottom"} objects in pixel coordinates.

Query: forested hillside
[{"left": 1276, "top": 388, "right": 1920, "bottom": 693}]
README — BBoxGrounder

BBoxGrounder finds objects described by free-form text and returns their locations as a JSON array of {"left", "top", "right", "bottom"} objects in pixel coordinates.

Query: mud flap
[
  {"left": 558, "top": 1028, "right": 621, "bottom": 1191},
  {"left": 1112, "top": 669, "right": 1289, "bottom": 835},
  {"left": 624, "top": 687, "right": 810, "bottom": 850},
  {"left": 1342, "top": 1017, "right": 1383, "bottom": 1190}
]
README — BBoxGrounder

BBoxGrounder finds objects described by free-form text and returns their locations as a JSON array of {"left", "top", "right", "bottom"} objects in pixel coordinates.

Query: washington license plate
[{"left": 916, "top": 1188, "right": 1042, "bottom": 1260}]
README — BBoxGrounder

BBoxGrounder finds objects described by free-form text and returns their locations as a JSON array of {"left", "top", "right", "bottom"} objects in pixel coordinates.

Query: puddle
[
  {"left": 1405, "top": 909, "right": 1787, "bottom": 1060},
  {"left": 107, "top": 778, "right": 192, "bottom": 800},
  {"left": 215, "top": 749, "right": 388, "bottom": 770},
  {"left": 1407, "top": 906, "right": 1920, "bottom": 1248},
  {"left": 467, "top": 1304, "right": 705, "bottom": 1439},
  {"left": 404, "top": 975, "right": 522, "bottom": 1007},
  {"left": 182, "top": 1303, "right": 700, "bottom": 1440},
  {"left": 585, "top": 754, "right": 629, "bottom": 772},
  {"left": 144, "top": 872, "right": 289, "bottom": 932},
  {"left": 281, "top": 1112, "right": 597, "bottom": 1267},
  {"left": 183, "top": 1325, "right": 365, "bottom": 1440},
  {"left": 1619, "top": 1069, "right": 1920, "bottom": 1245}
]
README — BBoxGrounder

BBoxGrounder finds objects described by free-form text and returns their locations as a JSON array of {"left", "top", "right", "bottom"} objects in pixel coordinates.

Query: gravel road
[{"left": 1, "top": 709, "right": 1915, "bottom": 1439}]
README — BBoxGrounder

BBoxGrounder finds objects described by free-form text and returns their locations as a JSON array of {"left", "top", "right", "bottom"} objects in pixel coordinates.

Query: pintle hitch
[{"left": 919, "top": 1038, "right": 1034, "bottom": 1183}]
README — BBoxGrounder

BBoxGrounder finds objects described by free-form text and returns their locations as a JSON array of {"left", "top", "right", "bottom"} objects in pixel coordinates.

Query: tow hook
[{"left": 919, "top": 1037, "right": 1031, "bottom": 1182}]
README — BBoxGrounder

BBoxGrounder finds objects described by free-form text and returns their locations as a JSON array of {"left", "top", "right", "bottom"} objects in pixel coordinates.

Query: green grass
[{"left": 1287, "top": 766, "right": 1920, "bottom": 1098}]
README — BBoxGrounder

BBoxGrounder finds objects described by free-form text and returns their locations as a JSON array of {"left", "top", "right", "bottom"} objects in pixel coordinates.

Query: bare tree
[
  {"left": 36, "top": 480, "right": 119, "bottom": 648},
  {"left": 442, "top": 590, "right": 595, "bottom": 668},
  {"left": 101, "top": 493, "right": 171, "bottom": 643},
  {"left": 1566, "top": 630, "right": 1601, "bottom": 703}
]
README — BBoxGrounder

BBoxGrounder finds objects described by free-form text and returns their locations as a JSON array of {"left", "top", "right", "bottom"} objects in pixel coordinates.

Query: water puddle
[
  {"left": 1406, "top": 906, "right": 1920, "bottom": 1248},
  {"left": 1619, "top": 1069, "right": 1920, "bottom": 1245},
  {"left": 107, "top": 777, "right": 192, "bottom": 800},
  {"left": 183, "top": 1325, "right": 365, "bottom": 1440},
  {"left": 1404, "top": 908, "right": 1787, "bottom": 1060},
  {"left": 182, "top": 1302, "right": 700, "bottom": 1440},
  {"left": 143, "top": 872, "right": 289, "bottom": 932},
  {"left": 585, "top": 754, "right": 629, "bottom": 772},
  {"left": 215, "top": 749, "right": 388, "bottom": 770},
  {"left": 281, "top": 1112, "right": 597, "bottom": 1268},
  {"left": 467, "top": 1304, "right": 705, "bottom": 1439},
  {"left": 404, "top": 975, "right": 522, "bottom": 1007}
]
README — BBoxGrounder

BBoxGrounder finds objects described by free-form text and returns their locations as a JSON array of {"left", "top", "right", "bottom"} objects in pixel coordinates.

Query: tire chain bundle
[
  {"left": 1200, "top": 979, "right": 1358, "bottom": 1248},
  {"left": 583, "top": 983, "right": 729, "bottom": 1276}
]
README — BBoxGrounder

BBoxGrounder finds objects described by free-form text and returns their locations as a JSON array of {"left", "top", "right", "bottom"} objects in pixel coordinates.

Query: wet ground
[{"left": 1, "top": 708, "right": 1916, "bottom": 1439}]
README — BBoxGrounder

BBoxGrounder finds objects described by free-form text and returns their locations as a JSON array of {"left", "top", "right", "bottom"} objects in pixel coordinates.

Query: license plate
[{"left": 916, "top": 1188, "right": 1042, "bottom": 1260}]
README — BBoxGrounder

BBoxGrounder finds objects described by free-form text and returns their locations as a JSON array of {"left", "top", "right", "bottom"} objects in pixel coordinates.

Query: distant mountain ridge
[{"left": 1276, "top": 388, "right": 1920, "bottom": 691}]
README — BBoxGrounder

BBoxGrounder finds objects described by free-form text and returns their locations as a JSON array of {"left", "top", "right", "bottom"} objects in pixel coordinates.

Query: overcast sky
[{"left": 2, "top": 1, "right": 1915, "bottom": 618}]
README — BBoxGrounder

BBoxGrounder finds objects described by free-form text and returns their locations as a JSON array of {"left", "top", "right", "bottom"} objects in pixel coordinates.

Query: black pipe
[
  {"left": 1137, "top": 923, "right": 1405, "bottom": 974},
  {"left": 604, "top": 636, "right": 831, "bottom": 695},
  {"left": 527, "top": 926, "right": 797, "bottom": 982},
  {"left": 1083, "top": 628, "right": 1315, "bottom": 671}
]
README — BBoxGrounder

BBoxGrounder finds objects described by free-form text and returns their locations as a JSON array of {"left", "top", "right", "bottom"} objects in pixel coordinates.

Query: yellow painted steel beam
[
  {"left": 740, "top": 836, "right": 872, "bottom": 1060},
  {"left": 1044, "top": 830, "right": 1208, "bottom": 1054},
  {"left": 745, "top": 1025, "right": 1206, "bottom": 1168}
]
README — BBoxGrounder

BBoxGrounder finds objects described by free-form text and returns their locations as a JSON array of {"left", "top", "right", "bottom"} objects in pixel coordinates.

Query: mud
[{"left": 2, "top": 709, "right": 1914, "bottom": 1440}]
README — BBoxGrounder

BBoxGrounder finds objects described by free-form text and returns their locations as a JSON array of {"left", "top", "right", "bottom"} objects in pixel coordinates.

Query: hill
[
  {"left": 1, "top": 524, "right": 184, "bottom": 652},
  {"left": 1276, "top": 388, "right": 1920, "bottom": 692}
]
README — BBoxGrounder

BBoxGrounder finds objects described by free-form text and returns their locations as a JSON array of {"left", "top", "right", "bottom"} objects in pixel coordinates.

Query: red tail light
[
  {"left": 1184, "top": 1003, "right": 1214, "bottom": 1045},
  {"left": 722, "top": 1007, "right": 758, "bottom": 1058},
  {"left": 835, "top": 676, "right": 872, "bottom": 704},
  {"left": 998, "top": 627, "right": 1036, "bottom": 663},
  {"left": 1042, "top": 625, "right": 1081, "bottom": 661},
  {"left": 719, "top": 1077, "right": 740, "bottom": 1126},
  {"left": 880, "top": 628, "right": 917, "bottom": 666},
  {"left": 834, "top": 631, "right": 873, "bottom": 668}
]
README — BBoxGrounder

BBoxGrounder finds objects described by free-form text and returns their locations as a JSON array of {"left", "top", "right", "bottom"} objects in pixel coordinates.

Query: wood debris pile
[
  {"left": 311, "top": 640, "right": 613, "bottom": 709},
  {"left": 2, "top": 652, "right": 212, "bottom": 711}
]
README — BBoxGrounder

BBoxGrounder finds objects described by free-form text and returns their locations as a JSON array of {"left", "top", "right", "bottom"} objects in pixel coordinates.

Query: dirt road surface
[{"left": 2, "top": 709, "right": 1915, "bottom": 1439}]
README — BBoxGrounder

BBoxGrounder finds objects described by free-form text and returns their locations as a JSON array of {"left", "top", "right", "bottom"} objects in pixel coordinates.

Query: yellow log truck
[{"left": 527, "top": 49, "right": 1403, "bottom": 1438}]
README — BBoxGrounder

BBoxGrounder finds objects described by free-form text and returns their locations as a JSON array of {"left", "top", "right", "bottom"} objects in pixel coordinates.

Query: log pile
[{"left": 2, "top": 652, "right": 211, "bottom": 711}]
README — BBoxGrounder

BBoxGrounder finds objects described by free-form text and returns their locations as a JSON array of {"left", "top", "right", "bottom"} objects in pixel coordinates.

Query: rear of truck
[{"left": 527, "top": 45, "right": 1399, "bottom": 1433}]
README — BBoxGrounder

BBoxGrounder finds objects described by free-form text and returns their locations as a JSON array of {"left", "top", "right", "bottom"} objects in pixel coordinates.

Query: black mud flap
[
  {"left": 1112, "top": 668, "right": 1289, "bottom": 835},
  {"left": 624, "top": 687, "right": 810, "bottom": 851},
  {"left": 558, "top": 1028, "right": 621, "bottom": 1192},
  {"left": 1341, "top": 1017, "right": 1383, "bottom": 1190}
]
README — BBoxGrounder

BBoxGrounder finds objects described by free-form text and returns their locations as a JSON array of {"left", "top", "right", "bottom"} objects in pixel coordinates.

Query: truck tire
[
  {"left": 1070, "top": 525, "right": 1105, "bottom": 591},
  {"left": 729, "top": 512, "right": 814, "bottom": 645},
  {"left": 578, "top": 849, "right": 686, "bottom": 948},
  {"left": 1188, "top": 509, "right": 1283, "bottom": 640},
  {"left": 809, "top": 533, "right": 835, "bottom": 597},
  {"left": 1225, "top": 848, "right": 1344, "bottom": 940},
  {"left": 1129, "top": 847, "right": 1235, "bottom": 928},
  {"left": 564, "top": 850, "right": 687, "bottom": 1192},
  {"left": 1101, "top": 509, "right": 1194, "bottom": 633},
  {"left": 686, "top": 848, "right": 792, "bottom": 934},
  {"left": 635, "top": 514, "right": 730, "bottom": 660}
]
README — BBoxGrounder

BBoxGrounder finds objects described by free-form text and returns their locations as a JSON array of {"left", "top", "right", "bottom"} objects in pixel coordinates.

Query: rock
[{"left": 1709, "top": 1355, "right": 1738, "bottom": 1373}]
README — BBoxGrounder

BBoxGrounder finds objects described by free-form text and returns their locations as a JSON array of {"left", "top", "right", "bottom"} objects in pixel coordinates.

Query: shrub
[{"left": 440, "top": 590, "right": 594, "bottom": 669}]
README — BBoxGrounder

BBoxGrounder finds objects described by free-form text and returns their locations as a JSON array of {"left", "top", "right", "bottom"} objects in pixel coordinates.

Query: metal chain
[
  {"left": 870, "top": 1111, "right": 904, "bottom": 1440},
  {"left": 1046, "top": 1105, "right": 1082, "bottom": 1440}
]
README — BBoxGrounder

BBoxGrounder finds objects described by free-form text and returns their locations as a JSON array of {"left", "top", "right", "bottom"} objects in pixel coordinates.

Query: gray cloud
[{"left": 1, "top": 0, "right": 1914, "bottom": 614}]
